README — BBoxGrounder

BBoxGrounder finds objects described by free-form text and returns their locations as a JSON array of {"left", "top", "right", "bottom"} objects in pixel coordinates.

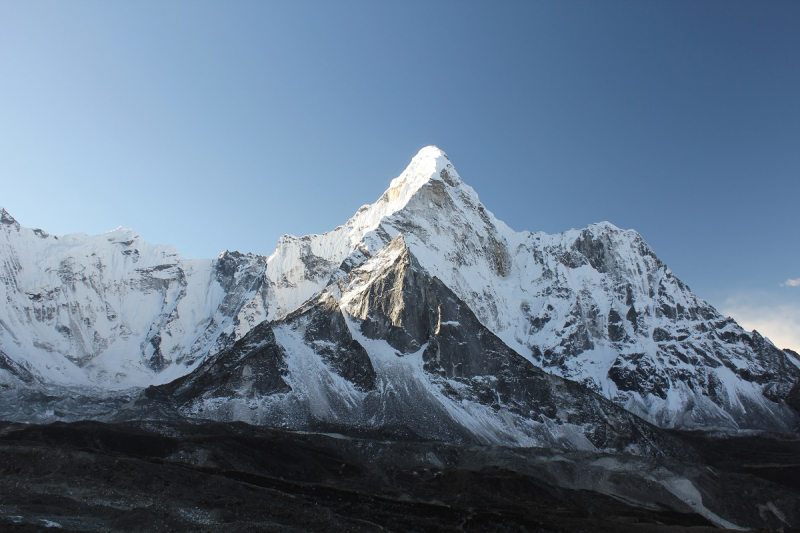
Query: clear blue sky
[{"left": 1, "top": 1, "right": 798, "bottom": 349}]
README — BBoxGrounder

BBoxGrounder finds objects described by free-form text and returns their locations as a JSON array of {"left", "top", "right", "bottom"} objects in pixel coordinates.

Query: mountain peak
[
  {"left": 414, "top": 145, "right": 449, "bottom": 161},
  {"left": 387, "top": 145, "right": 460, "bottom": 192},
  {"left": 587, "top": 221, "right": 621, "bottom": 232},
  {"left": 0, "top": 206, "right": 19, "bottom": 228}
]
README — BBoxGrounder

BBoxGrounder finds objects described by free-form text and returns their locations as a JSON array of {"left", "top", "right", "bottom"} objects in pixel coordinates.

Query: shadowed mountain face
[{"left": 131, "top": 236, "right": 693, "bottom": 459}]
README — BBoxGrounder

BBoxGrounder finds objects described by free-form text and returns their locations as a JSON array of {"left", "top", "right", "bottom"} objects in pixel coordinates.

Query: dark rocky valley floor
[{"left": 0, "top": 420, "right": 798, "bottom": 532}]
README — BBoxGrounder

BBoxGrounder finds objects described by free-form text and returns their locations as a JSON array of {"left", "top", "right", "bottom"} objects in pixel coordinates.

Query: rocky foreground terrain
[{"left": 0, "top": 420, "right": 799, "bottom": 532}]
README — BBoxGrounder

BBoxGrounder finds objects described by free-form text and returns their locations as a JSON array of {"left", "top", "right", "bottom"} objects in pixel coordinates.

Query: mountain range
[{"left": 2, "top": 146, "right": 797, "bottom": 439}]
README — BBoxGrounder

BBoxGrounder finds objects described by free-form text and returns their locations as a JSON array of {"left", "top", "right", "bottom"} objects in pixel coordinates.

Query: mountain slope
[
  {"left": 134, "top": 235, "right": 691, "bottom": 456},
  {"left": 253, "top": 147, "right": 800, "bottom": 432}
]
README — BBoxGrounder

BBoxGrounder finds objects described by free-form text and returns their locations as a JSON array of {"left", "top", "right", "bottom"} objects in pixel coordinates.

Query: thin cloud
[{"left": 782, "top": 278, "right": 800, "bottom": 287}]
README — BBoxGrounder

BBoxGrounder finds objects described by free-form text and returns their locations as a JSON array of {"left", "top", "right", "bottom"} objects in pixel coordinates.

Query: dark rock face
[
  {"left": 146, "top": 322, "right": 290, "bottom": 406},
  {"left": 298, "top": 296, "right": 377, "bottom": 392},
  {"left": 0, "top": 208, "right": 20, "bottom": 230},
  {"left": 607, "top": 308, "right": 626, "bottom": 342},
  {"left": 608, "top": 353, "right": 670, "bottom": 399},
  {"left": 412, "top": 277, "right": 681, "bottom": 454},
  {"left": 626, "top": 304, "right": 640, "bottom": 332},
  {"left": 571, "top": 228, "right": 619, "bottom": 273},
  {"left": 349, "top": 244, "right": 437, "bottom": 354},
  {"left": 788, "top": 379, "right": 800, "bottom": 413},
  {"left": 146, "top": 335, "right": 168, "bottom": 372},
  {"left": 214, "top": 250, "right": 248, "bottom": 292},
  {"left": 746, "top": 331, "right": 797, "bottom": 395},
  {"left": 139, "top": 291, "right": 380, "bottom": 417},
  {"left": 0, "top": 349, "right": 37, "bottom": 389}
]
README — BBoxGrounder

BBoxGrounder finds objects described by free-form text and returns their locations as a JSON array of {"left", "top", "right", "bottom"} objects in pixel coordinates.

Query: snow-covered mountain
[
  {"left": 1, "top": 146, "right": 798, "bottom": 435},
  {"left": 134, "top": 234, "right": 692, "bottom": 454},
  {"left": 0, "top": 208, "right": 267, "bottom": 389}
]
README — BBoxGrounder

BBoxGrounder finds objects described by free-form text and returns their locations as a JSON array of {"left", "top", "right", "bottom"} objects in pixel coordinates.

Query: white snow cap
[
  {"left": 415, "top": 145, "right": 449, "bottom": 160},
  {"left": 388, "top": 145, "right": 459, "bottom": 191}
]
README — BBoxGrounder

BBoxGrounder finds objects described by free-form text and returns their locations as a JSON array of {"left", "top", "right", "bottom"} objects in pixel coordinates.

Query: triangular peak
[
  {"left": 0, "top": 206, "right": 19, "bottom": 227},
  {"left": 385, "top": 145, "right": 461, "bottom": 200}
]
